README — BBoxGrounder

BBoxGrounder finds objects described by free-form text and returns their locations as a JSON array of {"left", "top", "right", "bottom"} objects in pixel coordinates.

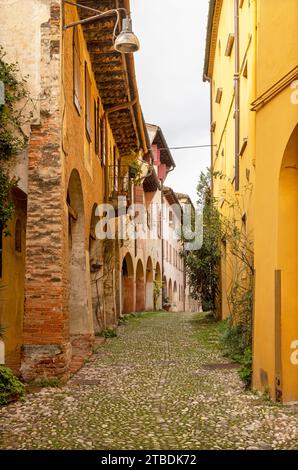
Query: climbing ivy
[{"left": 0, "top": 46, "right": 29, "bottom": 232}]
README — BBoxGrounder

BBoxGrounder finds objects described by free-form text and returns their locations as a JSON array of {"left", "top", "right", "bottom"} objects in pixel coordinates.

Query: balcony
[{"left": 108, "top": 165, "right": 134, "bottom": 206}]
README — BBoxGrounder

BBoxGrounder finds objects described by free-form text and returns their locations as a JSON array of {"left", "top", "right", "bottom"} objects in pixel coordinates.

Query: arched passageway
[
  {"left": 145, "top": 257, "right": 154, "bottom": 311},
  {"left": 67, "top": 169, "right": 93, "bottom": 339},
  {"left": 122, "top": 253, "right": 134, "bottom": 314},
  {"left": 89, "top": 204, "right": 104, "bottom": 333},
  {"left": 173, "top": 281, "right": 178, "bottom": 311},
  {"left": 168, "top": 279, "right": 173, "bottom": 304},
  {"left": 277, "top": 124, "right": 298, "bottom": 402},
  {"left": 135, "top": 260, "right": 145, "bottom": 312},
  {"left": 155, "top": 262, "right": 162, "bottom": 310}
]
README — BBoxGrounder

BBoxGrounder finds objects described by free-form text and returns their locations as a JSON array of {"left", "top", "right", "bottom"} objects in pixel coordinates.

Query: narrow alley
[{"left": 1, "top": 312, "right": 298, "bottom": 451}]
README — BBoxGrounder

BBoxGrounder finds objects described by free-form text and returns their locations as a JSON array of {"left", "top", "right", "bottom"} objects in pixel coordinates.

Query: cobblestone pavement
[{"left": 1, "top": 312, "right": 298, "bottom": 450}]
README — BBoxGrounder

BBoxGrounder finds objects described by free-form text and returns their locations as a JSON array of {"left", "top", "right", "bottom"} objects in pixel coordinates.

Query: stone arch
[
  {"left": 154, "top": 262, "right": 162, "bottom": 310},
  {"left": 67, "top": 169, "right": 93, "bottom": 340},
  {"left": 168, "top": 279, "right": 173, "bottom": 303},
  {"left": 173, "top": 281, "right": 178, "bottom": 310},
  {"left": 135, "top": 259, "right": 145, "bottom": 312},
  {"left": 277, "top": 124, "right": 298, "bottom": 402},
  {"left": 89, "top": 203, "right": 104, "bottom": 333},
  {"left": 122, "top": 252, "right": 134, "bottom": 314},
  {"left": 145, "top": 257, "right": 154, "bottom": 311},
  {"left": 162, "top": 275, "right": 168, "bottom": 304}
]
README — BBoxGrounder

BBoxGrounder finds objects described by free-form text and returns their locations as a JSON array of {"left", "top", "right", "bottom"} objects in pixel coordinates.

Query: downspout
[
  {"left": 209, "top": 81, "right": 214, "bottom": 196},
  {"left": 234, "top": 0, "right": 240, "bottom": 191},
  {"left": 161, "top": 180, "right": 165, "bottom": 306}
]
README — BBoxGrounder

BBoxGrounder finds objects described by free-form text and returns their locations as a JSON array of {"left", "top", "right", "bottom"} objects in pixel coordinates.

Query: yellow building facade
[{"left": 204, "top": 0, "right": 298, "bottom": 402}]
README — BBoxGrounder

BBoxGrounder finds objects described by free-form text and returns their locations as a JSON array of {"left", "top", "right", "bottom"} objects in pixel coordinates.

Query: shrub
[
  {"left": 239, "top": 347, "right": 253, "bottom": 387},
  {"left": 0, "top": 365, "right": 25, "bottom": 405},
  {"left": 101, "top": 328, "right": 117, "bottom": 338}
]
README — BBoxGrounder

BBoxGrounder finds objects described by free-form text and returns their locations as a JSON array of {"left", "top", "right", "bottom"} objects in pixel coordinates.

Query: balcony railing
[{"left": 108, "top": 165, "right": 134, "bottom": 204}]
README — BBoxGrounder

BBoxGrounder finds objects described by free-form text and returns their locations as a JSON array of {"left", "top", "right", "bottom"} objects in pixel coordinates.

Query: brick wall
[{"left": 21, "top": 2, "right": 71, "bottom": 381}]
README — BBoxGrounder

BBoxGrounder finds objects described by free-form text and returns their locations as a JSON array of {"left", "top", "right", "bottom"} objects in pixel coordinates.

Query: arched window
[{"left": 15, "top": 219, "right": 22, "bottom": 253}]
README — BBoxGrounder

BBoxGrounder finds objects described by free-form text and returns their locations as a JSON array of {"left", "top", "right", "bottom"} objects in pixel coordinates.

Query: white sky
[{"left": 131, "top": 0, "right": 211, "bottom": 204}]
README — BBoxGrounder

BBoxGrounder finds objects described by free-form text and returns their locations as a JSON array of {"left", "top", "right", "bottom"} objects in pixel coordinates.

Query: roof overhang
[
  {"left": 203, "top": 0, "right": 223, "bottom": 82},
  {"left": 143, "top": 166, "right": 161, "bottom": 192},
  {"left": 175, "top": 192, "right": 195, "bottom": 211},
  {"left": 163, "top": 187, "right": 180, "bottom": 207},
  {"left": 146, "top": 123, "right": 176, "bottom": 169},
  {"left": 76, "top": 0, "right": 148, "bottom": 156}
]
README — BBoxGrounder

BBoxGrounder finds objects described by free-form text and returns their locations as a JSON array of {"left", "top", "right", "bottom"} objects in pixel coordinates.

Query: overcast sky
[{"left": 131, "top": 0, "right": 211, "bottom": 204}]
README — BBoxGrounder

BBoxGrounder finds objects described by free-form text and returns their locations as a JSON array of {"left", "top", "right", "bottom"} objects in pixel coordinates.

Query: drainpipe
[
  {"left": 161, "top": 180, "right": 165, "bottom": 305},
  {"left": 234, "top": 0, "right": 240, "bottom": 192}
]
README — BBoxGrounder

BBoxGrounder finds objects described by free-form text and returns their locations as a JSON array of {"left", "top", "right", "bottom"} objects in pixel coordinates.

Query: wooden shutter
[
  {"left": 73, "top": 28, "right": 82, "bottom": 114},
  {"left": 85, "top": 63, "right": 92, "bottom": 141},
  {"left": 94, "top": 98, "right": 100, "bottom": 155},
  {"left": 101, "top": 115, "right": 106, "bottom": 165}
]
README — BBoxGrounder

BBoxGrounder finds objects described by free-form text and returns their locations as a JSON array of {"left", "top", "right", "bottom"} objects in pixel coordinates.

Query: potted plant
[
  {"left": 163, "top": 296, "right": 171, "bottom": 312},
  {"left": 123, "top": 150, "right": 144, "bottom": 185}
]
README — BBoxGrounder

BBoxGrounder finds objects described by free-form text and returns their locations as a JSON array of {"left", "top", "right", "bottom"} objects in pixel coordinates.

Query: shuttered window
[
  {"left": 85, "top": 62, "right": 92, "bottom": 141},
  {"left": 73, "top": 28, "right": 82, "bottom": 114},
  {"left": 101, "top": 115, "right": 106, "bottom": 165},
  {"left": 94, "top": 98, "right": 100, "bottom": 155}
]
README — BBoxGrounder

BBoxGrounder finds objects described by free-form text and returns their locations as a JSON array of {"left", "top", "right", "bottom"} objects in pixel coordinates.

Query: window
[
  {"left": 0, "top": 227, "right": 2, "bottom": 278},
  {"left": 240, "top": 138, "right": 248, "bottom": 156},
  {"left": 113, "top": 146, "right": 118, "bottom": 191},
  {"left": 157, "top": 209, "right": 162, "bottom": 238},
  {"left": 101, "top": 115, "right": 106, "bottom": 166},
  {"left": 85, "top": 62, "right": 92, "bottom": 141},
  {"left": 243, "top": 61, "right": 248, "bottom": 78},
  {"left": 215, "top": 88, "right": 223, "bottom": 104},
  {"left": 169, "top": 210, "right": 173, "bottom": 227},
  {"left": 225, "top": 34, "right": 235, "bottom": 57},
  {"left": 147, "top": 205, "right": 152, "bottom": 230},
  {"left": 73, "top": 28, "right": 82, "bottom": 114},
  {"left": 15, "top": 219, "right": 22, "bottom": 253},
  {"left": 94, "top": 98, "right": 100, "bottom": 155}
]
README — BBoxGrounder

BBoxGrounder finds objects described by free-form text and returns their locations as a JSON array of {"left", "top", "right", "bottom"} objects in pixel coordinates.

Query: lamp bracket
[{"left": 62, "top": 0, "right": 127, "bottom": 31}]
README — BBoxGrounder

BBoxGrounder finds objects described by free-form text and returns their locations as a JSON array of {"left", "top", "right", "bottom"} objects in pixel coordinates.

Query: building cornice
[{"left": 203, "top": 0, "right": 223, "bottom": 82}]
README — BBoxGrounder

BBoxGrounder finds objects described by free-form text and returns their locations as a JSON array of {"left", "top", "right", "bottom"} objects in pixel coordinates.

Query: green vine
[
  {"left": 0, "top": 46, "right": 30, "bottom": 232},
  {"left": 153, "top": 280, "right": 162, "bottom": 311}
]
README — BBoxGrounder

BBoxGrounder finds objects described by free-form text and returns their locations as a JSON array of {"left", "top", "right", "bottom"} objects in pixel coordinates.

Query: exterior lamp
[
  {"left": 114, "top": 17, "right": 140, "bottom": 53},
  {"left": 63, "top": 0, "right": 140, "bottom": 54}
]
